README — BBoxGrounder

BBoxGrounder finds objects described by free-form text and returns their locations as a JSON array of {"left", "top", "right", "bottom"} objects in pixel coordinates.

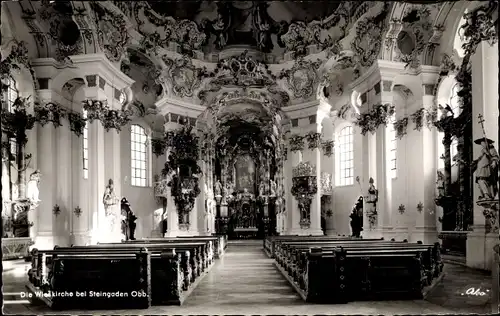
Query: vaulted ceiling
[{"left": 2, "top": 0, "right": 471, "bottom": 127}]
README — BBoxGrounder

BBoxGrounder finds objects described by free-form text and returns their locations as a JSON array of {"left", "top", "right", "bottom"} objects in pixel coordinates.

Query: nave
[{"left": 3, "top": 240, "right": 491, "bottom": 315}]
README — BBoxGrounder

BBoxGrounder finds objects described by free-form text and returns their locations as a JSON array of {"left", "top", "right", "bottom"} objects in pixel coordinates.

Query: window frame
[
  {"left": 130, "top": 124, "right": 149, "bottom": 187},
  {"left": 82, "top": 110, "right": 89, "bottom": 179},
  {"left": 337, "top": 125, "right": 354, "bottom": 186}
]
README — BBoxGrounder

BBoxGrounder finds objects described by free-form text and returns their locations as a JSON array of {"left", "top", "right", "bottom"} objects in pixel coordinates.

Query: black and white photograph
[{"left": 1, "top": 0, "right": 499, "bottom": 314}]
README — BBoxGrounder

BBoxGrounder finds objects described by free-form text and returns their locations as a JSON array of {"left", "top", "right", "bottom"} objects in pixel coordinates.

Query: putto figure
[{"left": 26, "top": 169, "right": 42, "bottom": 204}]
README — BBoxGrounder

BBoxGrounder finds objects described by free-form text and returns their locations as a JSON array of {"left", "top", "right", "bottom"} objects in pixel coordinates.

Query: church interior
[{"left": 1, "top": 1, "right": 499, "bottom": 314}]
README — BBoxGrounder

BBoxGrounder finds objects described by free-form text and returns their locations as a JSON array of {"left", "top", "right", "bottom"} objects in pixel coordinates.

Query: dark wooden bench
[
  {"left": 137, "top": 235, "right": 227, "bottom": 258},
  {"left": 273, "top": 239, "right": 444, "bottom": 304},
  {"left": 28, "top": 241, "right": 214, "bottom": 306},
  {"left": 126, "top": 237, "right": 222, "bottom": 259},
  {"left": 265, "top": 235, "right": 374, "bottom": 258},
  {"left": 97, "top": 241, "right": 214, "bottom": 274},
  {"left": 25, "top": 249, "right": 151, "bottom": 309}
]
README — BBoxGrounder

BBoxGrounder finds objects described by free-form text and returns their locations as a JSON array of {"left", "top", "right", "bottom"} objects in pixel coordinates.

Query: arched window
[
  {"left": 2, "top": 77, "right": 18, "bottom": 112},
  {"left": 387, "top": 112, "right": 397, "bottom": 179},
  {"left": 82, "top": 110, "right": 89, "bottom": 179},
  {"left": 131, "top": 124, "right": 148, "bottom": 187},
  {"left": 337, "top": 125, "right": 354, "bottom": 186}
]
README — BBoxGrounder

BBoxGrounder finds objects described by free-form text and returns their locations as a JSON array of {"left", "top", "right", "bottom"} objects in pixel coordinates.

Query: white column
[
  {"left": 308, "top": 144, "right": 324, "bottom": 235},
  {"left": 55, "top": 118, "right": 72, "bottom": 246},
  {"left": 87, "top": 120, "right": 106, "bottom": 244},
  {"left": 104, "top": 128, "right": 122, "bottom": 242},
  {"left": 377, "top": 126, "right": 392, "bottom": 234},
  {"left": 287, "top": 148, "right": 303, "bottom": 234},
  {"left": 35, "top": 124, "right": 56, "bottom": 249},
  {"left": 411, "top": 93, "right": 438, "bottom": 243},
  {"left": 467, "top": 41, "right": 499, "bottom": 270},
  {"left": 71, "top": 117, "right": 89, "bottom": 246}
]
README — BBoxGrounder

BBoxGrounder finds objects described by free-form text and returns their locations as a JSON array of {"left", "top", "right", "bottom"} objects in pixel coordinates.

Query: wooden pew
[
  {"left": 273, "top": 239, "right": 444, "bottom": 304},
  {"left": 25, "top": 249, "right": 151, "bottom": 310},
  {"left": 80, "top": 242, "right": 212, "bottom": 284},
  {"left": 128, "top": 237, "right": 222, "bottom": 259},
  {"left": 29, "top": 241, "right": 214, "bottom": 306},
  {"left": 280, "top": 241, "right": 442, "bottom": 286},
  {"left": 98, "top": 241, "right": 214, "bottom": 273},
  {"left": 265, "top": 235, "right": 373, "bottom": 258}
]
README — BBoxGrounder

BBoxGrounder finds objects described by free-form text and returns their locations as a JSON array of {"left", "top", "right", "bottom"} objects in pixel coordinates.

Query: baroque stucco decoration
[
  {"left": 89, "top": 2, "right": 130, "bottom": 62},
  {"left": 161, "top": 55, "right": 204, "bottom": 98},
  {"left": 198, "top": 51, "right": 290, "bottom": 106},
  {"left": 279, "top": 57, "right": 321, "bottom": 99},
  {"left": 131, "top": 2, "right": 206, "bottom": 56},
  {"left": 351, "top": 2, "right": 390, "bottom": 76}
]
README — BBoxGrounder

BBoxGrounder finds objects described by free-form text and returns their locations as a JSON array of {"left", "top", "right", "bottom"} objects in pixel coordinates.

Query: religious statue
[
  {"left": 269, "top": 179, "right": 277, "bottom": 197},
  {"left": 26, "top": 169, "right": 41, "bottom": 205},
  {"left": 258, "top": 181, "right": 266, "bottom": 196},
  {"left": 366, "top": 178, "right": 378, "bottom": 205},
  {"left": 120, "top": 197, "right": 137, "bottom": 241},
  {"left": 436, "top": 171, "right": 445, "bottom": 197},
  {"left": 103, "top": 179, "right": 118, "bottom": 213},
  {"left": 350, "top": 201, "right": 363, "bottom": 238},
  {"left": 214, "top": 180, "right": 223, "bottom": 196},
  {"left": 472, "top": 137, "right": 499, "bottom": 200}
]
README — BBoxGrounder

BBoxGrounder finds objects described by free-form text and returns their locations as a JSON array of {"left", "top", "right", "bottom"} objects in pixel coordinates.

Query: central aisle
[{"left": 183, "top": 240, "right": 302, "bottom": 308}]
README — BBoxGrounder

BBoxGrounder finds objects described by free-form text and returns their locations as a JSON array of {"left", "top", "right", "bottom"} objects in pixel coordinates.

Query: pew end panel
[{"left": 26, "top": 251, "right": 152, "bottom": 310}]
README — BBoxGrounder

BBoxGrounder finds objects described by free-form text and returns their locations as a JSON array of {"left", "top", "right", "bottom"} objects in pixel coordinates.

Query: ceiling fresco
[{"left": 3, "top": 0, "right": 458, "bottom": 134}]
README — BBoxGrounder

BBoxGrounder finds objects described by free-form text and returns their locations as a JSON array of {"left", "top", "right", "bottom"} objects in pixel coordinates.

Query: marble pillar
[
  {"left": 55, "top": 117, "right": 72, "bottom": 246},
  {"left": 287, "top": 149, "right": 303, "bottom": 234},
  {"left": 377, "top": 125, "right": 392, "bottom": 237},
  {"left": 467, "top": 41, "right": 499, "bottom": 271},
  {"left": 307, "top": 140, "right": 324, "bottom": 236},
  {"left": 103, "top": 128, "right": 122, "bottom": 242},
  {"left": 35, "top": 123, "right": 56, "bottom": 249},
  {"left": 88, "top": 120, "right": 106, "bottom": 244},
  {"left": 409, "top": 95, "right": 438, "bottom": 243},
  {"left": 71, "top": 115, "right": 89, "bottom": 246}
]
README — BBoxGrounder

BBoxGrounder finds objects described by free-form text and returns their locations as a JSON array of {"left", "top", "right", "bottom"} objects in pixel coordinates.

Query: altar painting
[{"left": 234, "top": 155, "right": 255, "bottom": 193}]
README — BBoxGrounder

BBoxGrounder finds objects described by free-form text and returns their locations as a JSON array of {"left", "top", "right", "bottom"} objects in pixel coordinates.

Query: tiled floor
[{"left": 2, "top": 242, "right": 494, "bottom": 315}]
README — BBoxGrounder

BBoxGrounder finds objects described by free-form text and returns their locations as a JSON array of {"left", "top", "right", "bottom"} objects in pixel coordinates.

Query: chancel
[{"left": 1, "top": 1, "right": 498, "bottom": 315}]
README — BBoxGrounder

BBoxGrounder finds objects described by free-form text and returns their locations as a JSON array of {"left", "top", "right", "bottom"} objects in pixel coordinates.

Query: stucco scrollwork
[
  {"left": 351, "top": 3, "right": 390, "bottom": 74},
  {"left": 90, "top": 2, "right": 130, "bottom": 62},
  {"left": 162, "top": 56, "right": 203, "bottom": 98},
  {"left": 279, "top": 57, "right": 321, "bottom": 99}
]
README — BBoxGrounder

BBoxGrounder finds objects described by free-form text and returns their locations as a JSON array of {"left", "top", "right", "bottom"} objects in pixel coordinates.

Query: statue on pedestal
[
  {"left": 26, "top": 169, "right": 41, "bottom": 207},
  {"left": 120, "top": 197, "right": 137, "bottom": 241},
  {"left": 436, "top": 171, "right": 445, "bottom": 197},
  {"left": 258, "top": 181, "right": 266, "bottom": 197},
  {"left": 472, "top": 137, "right": 499, "bottom": 200},
  {"left": 103, "top": 179, "right": 119, "bottom": 236},
  {"left": 215, "top": 179, "right": 223, "bottom": 196},
  {"left": 269, "top": 179, "right": 277, "bottom": 197}
]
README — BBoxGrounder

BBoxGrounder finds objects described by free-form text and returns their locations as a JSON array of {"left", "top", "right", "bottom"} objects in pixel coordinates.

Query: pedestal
[{"left": 467, "top": 226, "right": 497, "bottom": 271}]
